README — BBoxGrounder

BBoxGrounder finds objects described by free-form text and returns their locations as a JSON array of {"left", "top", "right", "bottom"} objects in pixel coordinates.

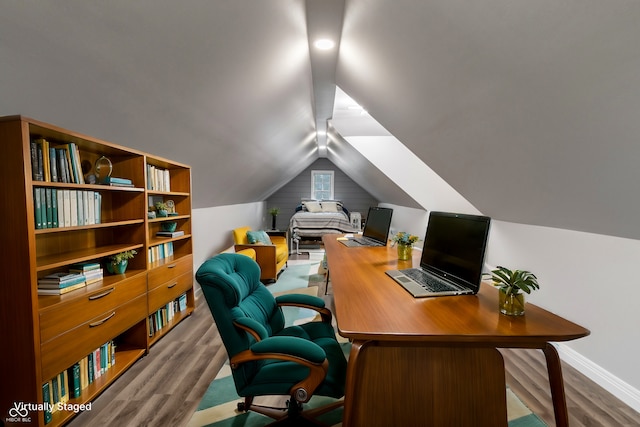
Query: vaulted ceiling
[{"left": 2, "top": 1, "right": 640, "bottom": 239}]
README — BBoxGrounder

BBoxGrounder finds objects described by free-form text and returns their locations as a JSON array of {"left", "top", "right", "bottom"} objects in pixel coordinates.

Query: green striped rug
[{"left": 189, "top": 260, "right": 546, "bottom": 427}]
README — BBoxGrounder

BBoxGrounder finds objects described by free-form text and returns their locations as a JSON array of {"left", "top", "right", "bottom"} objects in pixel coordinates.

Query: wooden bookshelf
[{"left": 0, "top": 116, "right": 195, "bottom": 426}]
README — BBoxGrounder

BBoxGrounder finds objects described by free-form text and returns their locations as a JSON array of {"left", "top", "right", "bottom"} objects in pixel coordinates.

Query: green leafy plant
[
  {"left": 155, "top": 202, "right": 168, "bottom": 211},
  {"left": 269, "top": 207, "right": 280, "bottom": 216},
  {"left": 391, "top": 231, "right": 419, "bottom": 246},
  {"left": 109, "top": 250, "right": 137, "bottom": 265},
  {"left": 491, "top": 266, "right": 539, "bottom": 295}
]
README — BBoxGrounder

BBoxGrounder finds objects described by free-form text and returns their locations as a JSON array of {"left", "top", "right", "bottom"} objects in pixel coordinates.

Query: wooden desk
[{"left": 323, "top": 235, "right": 589, "bottom": 427}]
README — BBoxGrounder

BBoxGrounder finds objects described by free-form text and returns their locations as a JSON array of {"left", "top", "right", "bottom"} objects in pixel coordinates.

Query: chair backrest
[
  {"left": 196, "top": 253, "right": 285, "bottom": 388},
  {"left": 232, "top": 226, "right": 251, "bottom": 245}
]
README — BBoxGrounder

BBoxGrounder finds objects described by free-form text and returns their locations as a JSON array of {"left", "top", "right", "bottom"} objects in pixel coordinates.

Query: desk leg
[
  {"left": 343, "top": 340, "right": 367, "bottom": 427},
  {"left": 542, "top": 343, "right": 569, "bottom": 427}
]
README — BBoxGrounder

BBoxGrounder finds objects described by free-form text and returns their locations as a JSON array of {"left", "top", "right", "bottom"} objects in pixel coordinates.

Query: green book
[
  {"left": 51, "top": 375, "right": 59, "bottom": 405},
  {"left": 59, "top": 372, "right": 67, "bottom": 403},
  {"left": 34, "top": 188, "right": 43, "bottom": 229},
  {"left": 68, "top": 363, "right": 81, "bottom": 398},
  {"left": 87, "top": 353, "right": 94, "bottom": 384},
  {"left": 42, "top": 382, "right": 52, "bottom": 424},
  {"left": 51, "top": 188, "right": 58, "bottom": 228},
  {"left": 45, "top": 188, "right": 53, "bottom": 228}
]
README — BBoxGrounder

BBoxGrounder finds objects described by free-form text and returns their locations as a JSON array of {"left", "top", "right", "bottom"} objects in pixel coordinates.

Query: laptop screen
[
  {"left": 362, "top": 207, "right": 393, "bottom": 245},
  {"left": 420, "top": 212, "right": 491, "bottom": 290}
]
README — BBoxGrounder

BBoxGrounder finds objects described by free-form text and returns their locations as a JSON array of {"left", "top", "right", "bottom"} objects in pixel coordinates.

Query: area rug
[{"left": 188, "top": 259, "right": 546, "bottom": 427}]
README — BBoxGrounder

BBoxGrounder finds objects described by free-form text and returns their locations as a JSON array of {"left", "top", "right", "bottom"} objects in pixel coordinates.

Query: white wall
[
  {"left": 378, "top": 202, "right": 429, "bottom": 245},
  {"left": 487, "top": 220, "right": 640, "bottom": 411},
  {"left": 192, "top": 201, "right": 266, "bottom": 271}
]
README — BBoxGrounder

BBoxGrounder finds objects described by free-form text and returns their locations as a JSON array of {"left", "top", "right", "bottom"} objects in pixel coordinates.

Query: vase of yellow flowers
[{"left": 391, "top": 232, "right": 419, "bottom": 260}]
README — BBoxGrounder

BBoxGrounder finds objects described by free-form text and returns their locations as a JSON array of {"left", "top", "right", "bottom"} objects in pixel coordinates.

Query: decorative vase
[
  {"left": 107, "top": 260, "right": 128, "bottom": 275},
  {"left": 397, "top": 243, "right": 412, "bottom": 261},
  {"left": 157, "top": 209, "right": 168, "bottom": 218},
  {"left": 499, "top": 290, "right": 526, "bottom": 316},
  {"left": 271, "top": 215, "right": 277, "bottom": 230},
  {"left": 161, "top": 221, "right": 177, "bottom": 232}
]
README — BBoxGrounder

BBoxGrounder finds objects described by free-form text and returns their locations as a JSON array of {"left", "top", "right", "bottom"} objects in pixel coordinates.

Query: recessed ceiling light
[{"left": 314, "top": 39, "right": 335, "bottom": 50}]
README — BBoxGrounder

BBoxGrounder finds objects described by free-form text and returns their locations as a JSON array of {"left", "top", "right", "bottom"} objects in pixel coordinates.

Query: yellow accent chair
[{"left": 233, "top": 226, "right": 288, "bottom": 282}]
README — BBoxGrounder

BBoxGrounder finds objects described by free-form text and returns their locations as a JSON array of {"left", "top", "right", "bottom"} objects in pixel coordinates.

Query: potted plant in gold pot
[{"left": 491, "top": 266, "right": 539, "bottom": 316}]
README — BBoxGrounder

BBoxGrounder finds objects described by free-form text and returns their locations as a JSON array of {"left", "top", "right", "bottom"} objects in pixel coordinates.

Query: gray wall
[{"left": 266, "top": 158, "right": 377, "bottom": 231}]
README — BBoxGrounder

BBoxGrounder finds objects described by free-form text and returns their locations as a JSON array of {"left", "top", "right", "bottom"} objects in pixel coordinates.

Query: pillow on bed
[
  {"left": 246, "top": 230, "right": 272, "bottom": 245},
  {"left": 321, "top": 201, "right": 339, "bottom": 212},
  {"left": 304, "top": 201, "right": 322, "bottom": 213}
]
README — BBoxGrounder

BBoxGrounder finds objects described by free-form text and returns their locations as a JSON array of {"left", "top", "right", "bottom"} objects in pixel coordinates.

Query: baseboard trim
[{"left": 556, "top": 343, "right": 640, "bottom": 413}]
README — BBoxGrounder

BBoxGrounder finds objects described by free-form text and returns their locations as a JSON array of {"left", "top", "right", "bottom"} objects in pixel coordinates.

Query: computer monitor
[
  {"left": 420, "top": 211, "right": 491, "bottom": 290},
  {"left": 362, "top": 207, "right": 394, "bottom": 245}
]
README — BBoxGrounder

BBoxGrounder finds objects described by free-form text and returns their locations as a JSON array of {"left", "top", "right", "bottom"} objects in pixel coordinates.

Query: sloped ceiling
[
  {"left": 2, "top": 1, "right": 640, "bottom": 239},
  {"left": 336, "top": 0, "right": 640, "bottom": 239}
]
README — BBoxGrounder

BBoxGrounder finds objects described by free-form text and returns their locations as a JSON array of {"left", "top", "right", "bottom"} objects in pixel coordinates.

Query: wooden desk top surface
[{"left": 323, "top": 235, "right": 590, "bottom": 346}]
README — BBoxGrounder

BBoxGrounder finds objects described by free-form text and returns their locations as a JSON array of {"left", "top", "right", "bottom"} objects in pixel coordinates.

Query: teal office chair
[{"left": 196, "top": 253, "right": 347, "bottom": 426}]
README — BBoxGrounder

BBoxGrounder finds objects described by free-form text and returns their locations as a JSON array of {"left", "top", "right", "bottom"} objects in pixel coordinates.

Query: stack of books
[
  {"left": 37, "top": 273, "right": 87, "bottom": 295},
  {"left": 102, "top": 176, "right": 134, "bottom": 187},
  {"left": 69, "top": 262, "right": 104, "bottom": 284},
  {"left": 156, "top": 230, "right": 184, "bottom": 238}
]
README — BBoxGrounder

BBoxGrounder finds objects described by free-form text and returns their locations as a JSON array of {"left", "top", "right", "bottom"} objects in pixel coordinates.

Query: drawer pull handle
[
  {"left": 167, "top": 263, "right": 177, "bottom": 269},
  {"left": 89, "top": 312, "right": 116, "bottom": 328},
  {"left": 89, "top": 288, "right": 115, "bottom": 300},
  {"left": 167, "top": 282, "right": 178, "bottom": 289}
]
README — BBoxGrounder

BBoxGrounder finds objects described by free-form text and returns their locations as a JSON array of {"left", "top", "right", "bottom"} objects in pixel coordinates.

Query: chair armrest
[
  {"left": 276, "top": 294, "right": 332, "bottom": 323},
  {"left": 230, "top": 336, "right": 329, "bottom": 403},
  {"left": 251, "top": 336, "right": 326, "bottom": 363},
  {"left": 233, "top": 317, "right": 269, "bottom": 342},
  {"left": 234, "top": 244, "right": 277, "bottom": 262}
]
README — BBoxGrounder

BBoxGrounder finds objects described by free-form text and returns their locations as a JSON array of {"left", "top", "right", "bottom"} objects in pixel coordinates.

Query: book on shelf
[
  {"left": 102, "top": 176, "right": 133, "bottom": 186},
  {"left": 38, "top": 282, "right": 86, "bottom": 295},
  {"left": 43, "top": 341, "right": 116, "bottom": 414},
  {"left": 38, "top": 272, "right": 85, "bottom": 284},
  {"left": 69, "top": 261, "right": 101, "bottom": 272},
  {"left": 148, "top": 293, "right": 189, "bottom": 337},
  {"left": 146, "top": 164, "right": 171, "bottom": 192},
  {"left": 42, "top": 382, "right": 52, "bottom": 423},
  {"left": 156, "top": 230, "right": 184, "bottom": 238},
  {"left": 33, "top": 189, "right": 102, "bottom": 229}
]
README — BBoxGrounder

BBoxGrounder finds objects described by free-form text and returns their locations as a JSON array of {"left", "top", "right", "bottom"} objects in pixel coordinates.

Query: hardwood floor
[{"left": 69, "top": 289, "right": 640, "bottom": 427}]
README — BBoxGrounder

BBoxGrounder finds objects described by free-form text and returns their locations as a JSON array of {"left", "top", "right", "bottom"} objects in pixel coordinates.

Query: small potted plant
[
  {"left": 269, "top": 207, "right": 280, "bottom": 230},
  {"left": 155, "top": 202, "right": 168, "bottom": 217},
  {"left": 491, "top": 266, "right": 539, "bottom": 316},
  {"left": 107, "top": 250, "right": 137, "bottom": 274},
  {"left": 391, "top": 232, "right": 419, "bottom": 260}
]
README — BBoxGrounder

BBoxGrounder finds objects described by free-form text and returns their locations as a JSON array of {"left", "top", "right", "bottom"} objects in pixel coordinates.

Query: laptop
[
  {"left": 386, "top": 211, "right": 491, "bottom": 297},
  {"left": 340, "top": 207, "right": 393, "bottom": 247}
]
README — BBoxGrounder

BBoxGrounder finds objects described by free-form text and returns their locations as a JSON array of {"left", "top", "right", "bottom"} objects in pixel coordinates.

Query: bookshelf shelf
[{"left": 0, "top": 115, "right": 194, "bottom": 427}]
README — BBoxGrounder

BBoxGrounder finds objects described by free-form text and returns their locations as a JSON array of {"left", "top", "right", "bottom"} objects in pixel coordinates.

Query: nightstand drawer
[
  {"left": 148, "top": 254, "right": 192, "bottom": 291},
  {"left": 40, "top": 294, "right": 148, "bottom": 381},
  {"left": 148, "top": 271, "right": 193, "bottom": 312},
  {"left": 39, "top": 274, "right": 147, "bottom": 344}
]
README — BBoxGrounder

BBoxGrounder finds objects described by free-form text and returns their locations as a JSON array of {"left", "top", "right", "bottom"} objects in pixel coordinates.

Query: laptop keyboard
[
  {"left": 402, "top": 269, "right": 455, "bottom": 292},
  {"left": 354, "top": 237, "right": 383, "bottom": 246}
]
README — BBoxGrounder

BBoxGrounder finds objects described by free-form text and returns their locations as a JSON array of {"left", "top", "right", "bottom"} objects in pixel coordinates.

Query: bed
[{"left": 289, "top": 200, "right": 355, "bottom": 244}]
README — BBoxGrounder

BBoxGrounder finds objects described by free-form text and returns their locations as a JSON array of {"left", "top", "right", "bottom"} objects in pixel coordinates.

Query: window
[{"left": 311, "top": 170, "right": 334, "bottom": 200}]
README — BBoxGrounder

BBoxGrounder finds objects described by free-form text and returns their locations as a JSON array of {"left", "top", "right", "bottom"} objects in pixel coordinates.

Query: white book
[
  {"left": 87, "top": 191, "right": 95, "bottom": 225},
  {"left": 69, "top": 190, "right": 78, "bottom": 226},
  {"left": 83, "top": 190, "right": 90, "bottom": 225},
  {"left": 77, "top": 190, "right": 84, "bottom": 226},
  {"left": 94, "top": 192, "right": 101, "bottom": 224},
  {"left": 164, "top": 169, "right": 171, "bottom": 192},
  {"left": 56, "top": 189, "right": 64, "bottom": 228},
  {"left": 63, "top": 190, "right": 71, "bottom": 227}
]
